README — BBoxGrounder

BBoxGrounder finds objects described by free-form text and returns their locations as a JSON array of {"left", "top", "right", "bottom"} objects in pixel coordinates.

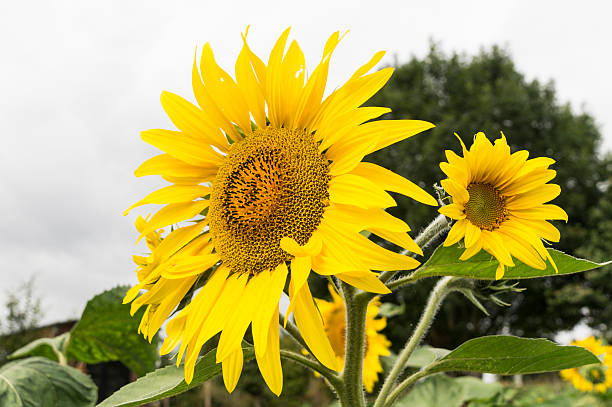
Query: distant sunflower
[
  {"left": 124, "top": 28, "right": 437, "bottom": 395},
  {"left": 316, "top": 284, "right": 391, "bottom": 392},
  {"left": 561, "top": 337, "right": 612, "bottom": 393},
  {"left": 439, "top": 132, "right": 567, "bottom": 279}
]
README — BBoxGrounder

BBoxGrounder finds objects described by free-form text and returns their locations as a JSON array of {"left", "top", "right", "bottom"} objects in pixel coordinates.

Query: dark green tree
[{"left": 362, "top": 44, "right": 611, "bottom": 349}]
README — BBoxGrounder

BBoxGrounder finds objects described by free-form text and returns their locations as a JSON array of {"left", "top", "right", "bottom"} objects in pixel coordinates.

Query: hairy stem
[
  {"left": 279, "top": 349, "right": 341, "bottom": 387},
  {"left": 383, "top": 369, "right": 431, "bottom": 407},
  {"left": 373, "top": 276, "right": 455, "bottom": 407},
  {"left": 337, "top": 283, "right": 369, "bottom": 407},
  {"left": 279, "top": 312, "right": 308, "bottom": 350}
]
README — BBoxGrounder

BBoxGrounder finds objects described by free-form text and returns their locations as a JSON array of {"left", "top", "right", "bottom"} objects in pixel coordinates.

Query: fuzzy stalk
[
  {"left": 336, "top": 282, "right": 369, "bottom": 407},
  {"left": 373, "top": 276, "right": 455, "bottom": 407}
]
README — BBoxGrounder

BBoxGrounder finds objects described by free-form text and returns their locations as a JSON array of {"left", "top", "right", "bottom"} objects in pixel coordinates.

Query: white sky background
[{"left": 0, "top": 0, "right": 610, "bottom": 325}]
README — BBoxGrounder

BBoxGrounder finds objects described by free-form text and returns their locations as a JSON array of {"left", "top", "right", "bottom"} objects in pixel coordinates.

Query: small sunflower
[
  {"left": 561, "top": 337, "right": 612, "bottom": 393},
  {"left": 316, "top": 284, "right": 391, "bottom": 392},
  {"left": 124, "top": 28, "right": 437, "bottom": 395},
  {"left": 438, "top": 132, "right": 568, "bottom": 279}
]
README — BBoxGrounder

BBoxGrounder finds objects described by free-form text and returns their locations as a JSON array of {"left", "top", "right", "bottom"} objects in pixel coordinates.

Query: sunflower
[
  {"left": 561, "top": 337, "right": 612, "bottom": 393},
  {"left": 315, "top": 284, "right": 391, "bottom": 392},
  {"left": 438, "top": 132, "right": 567, "bottom": 279},
  {"left": 124, "top": 27, "right": 437, "bottom": 395}
]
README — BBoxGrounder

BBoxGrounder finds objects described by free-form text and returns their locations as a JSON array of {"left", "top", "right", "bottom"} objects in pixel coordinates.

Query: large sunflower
[
  {"left": 124, "top": 28, "right": 437, "bottom": 395},
  {"left": 561, "top": 337, "right": 612, "bottom": 393},
  {"left": 316, "top": 284, "right": 391, "bottom": 392},
  {"left": 439, "top": 132, "right": 567, "bottom": 279}
]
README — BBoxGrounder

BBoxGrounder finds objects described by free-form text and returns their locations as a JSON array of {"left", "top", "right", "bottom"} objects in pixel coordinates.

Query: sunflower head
[
  {"left": 316, "top": 284, "right": 391, "bottom": 392},
  {"left": 439, "top": 132, "right": 568, "bottom": 279},
  {"left": 560, "top": 337, "right": 612, "bottom": 393},
  {"left": 124, "top": 27, "right": 436, "bottom": 396}
]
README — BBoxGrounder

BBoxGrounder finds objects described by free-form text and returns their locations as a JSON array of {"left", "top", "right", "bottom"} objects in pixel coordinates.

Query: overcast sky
[{"left": 1, "top": 0, "right": 610, "bottom": 326}]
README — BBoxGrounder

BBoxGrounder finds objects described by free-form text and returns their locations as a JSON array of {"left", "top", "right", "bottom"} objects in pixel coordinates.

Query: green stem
[
  {"left": 337, "top": 283, "right": 369, "bottom": 407},
  {"left": 279, "top": 350, "right": 341, "bottom": 388},
  {"left": 373, "top": 276, "right": 455, "bottom": 407},
  {"left": 382, "top": 370, "right": 431, "bottom": 407}
]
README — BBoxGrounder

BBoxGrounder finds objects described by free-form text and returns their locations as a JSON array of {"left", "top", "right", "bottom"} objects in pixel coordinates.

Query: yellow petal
[
  {"left": 292, "top": 283, "right": 340, "bottom": 371},
  {"left": 440, "top": 178, "right": 469, "bottom": 205},
  {"left": 124, "top": 185, "right": 210, "bottom": 215},
  {"left": 162, "top": 253, "right": 220, "bottom": 279},
  {"left": 217, "top": 274, "right": 267, "bottom": 361},
  {"left": 222, "top": 347, "right": 243, "bottom": 393},
  {"left": 350, "top": 162, "right": 438, "bottom": 206},
  {"left": 501, "top": 169, "right": 557, "bottom": 196},
  {"left": 336, "top": 271, "right": 391, "bottom": 294},
  {"left": 140, "top": 129, "right": 224, "bottom": 167},
  {"left": 464, "top": 222, "right": 482, "bottom": 248},
  {"left": 135, "top": 153, "right": 218, "bottom": 179},
  {"left": 327, "top": 136, "right": 378, "bottom": 176},
  {"left": 444, "top": 219, "right": 468, "bottom": 246},
  {"left": 328, "top": 174, "right": 396, "bottom": 209},
  {"left": 199, "top": 43, "right": 251, "bottom": 132},
  {"left": 252, "top": 264, "right": 288, "bottom": 357},
  {"left": 139, "top": 201, "right": 209, "bottom": 236},
  {"left": 511, "top": 204, "right": 568, "bottom": 222},
  {"left": 280, "top": 233, "right": 323, "bottom": 257},
  {"left": 438, "top": 203, "right": 466, "bottom": 220},
  {"left": 265, "top": 28, "right": 292, "bottom": 127},
  {"left": 235, "top": 41, "right": 266, "bottom": 129},
  {"left": 506, "top": 184, "right": 561, "bottom": 210},
  {"left": 284, "top": 256, "right": 312, "bottom": 325},
  {"left": 481, "top": 231, "right": 514, "bottom": 266},
  {"left": 359, "top": 120, "right": 435, "bottom": 153},
  {"left": 254, "top": 307, "right": 283, "bottom": 396},
  {"left": 369, "top": 228, "right": 422, "bottom": 256},
  {"left": 323, "top": 204, "right": 409, "bottom": 233},
  {"left": 495, "top": 263, "right": 505, "bottom": 280},
  {"left": 325, "top": 225, "right": 421, "bottom": 271},
  {"left": 160, "top": 91, "right": 229, "bottom": 149}
]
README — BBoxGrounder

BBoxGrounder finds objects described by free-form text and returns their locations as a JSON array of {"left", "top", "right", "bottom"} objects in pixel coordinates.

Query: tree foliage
[{"left": 362, "top": 44, "right": 612, "bottom": 348}]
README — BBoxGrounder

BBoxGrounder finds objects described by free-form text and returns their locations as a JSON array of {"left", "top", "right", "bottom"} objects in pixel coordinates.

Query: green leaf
[
  {"left": 378, "top": 302, "right": 406, "bottom": 318},
  {"left": 9, "top": 332, "right": 70, "bottom": 363},
  {"left": 398, "top": 374, "right": 504, "bottom": 407},
  {"left": 426, "top": 336, "right": 600, "bottom": 375},
  {"left": 0, "top": 357, "right": 97, "bottom": 407},
  {"left": 396, "top": 374, "right": 466, "bottom": 407},
  {"left": 97, "top": 346, "right": 255, "bottom": 407},
  {"left": 413, "top": 245, "right": 611, "bottom": 280},
  {"left": 66, "top": 286, "right": 158, "bottom": 377},
  {"left": 405, "top": 346, "right": 450, "bottom": 368}
]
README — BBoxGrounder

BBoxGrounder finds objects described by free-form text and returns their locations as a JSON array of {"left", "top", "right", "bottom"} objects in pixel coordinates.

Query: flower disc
[{"left": 209, "top": 127, "right": 330, "bottom": 275}]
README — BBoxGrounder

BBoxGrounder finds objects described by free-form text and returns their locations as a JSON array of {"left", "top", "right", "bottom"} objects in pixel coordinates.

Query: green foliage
[
  {"left": 8, "top": 332, "right": 69, "bottom": 363},
  {"left": 97, "top": 346, "right": 255, "bottom": 407},
  {"left": 425, "top": 336, "right": 599, "bottom": 375},
  {"left": 0, "top": 357, "right": 97, "bottom": 407},
  {"left": 397, "top": 374, "right": 502, "bottom": 407},
  {"left": 0, "top": 277, "right": 44, "bottom": 361},
  {"left": 65, "top": 286, "right": 158, "bottom": 377},
  {"left": 364, "top": 44, "right": 612, "bottom": 348},
  {"left": 404, "top": 346, "right": 450, "bottom": 368},
  {"left": 413, "top": 245, "right": 610, "bottom": 280}
]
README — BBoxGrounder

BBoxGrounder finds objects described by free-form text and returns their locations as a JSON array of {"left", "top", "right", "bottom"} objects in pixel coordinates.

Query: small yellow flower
[
  {"left": 316, "top": 284, "right": 391, "bottom": 392},
  {"left": 560, "top": 337, "right": 612, "bottom": 393},
  {"left": 124, "top": 28, "right": 436, "bottom": 395},
  {"left": 439, "top": 132, "right": 567, "bottom": 279}
]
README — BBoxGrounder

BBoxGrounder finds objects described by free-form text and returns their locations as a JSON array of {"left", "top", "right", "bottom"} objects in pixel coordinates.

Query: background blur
[{"left": 1, "top": 0, "right": 611, "bottom": 405}]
